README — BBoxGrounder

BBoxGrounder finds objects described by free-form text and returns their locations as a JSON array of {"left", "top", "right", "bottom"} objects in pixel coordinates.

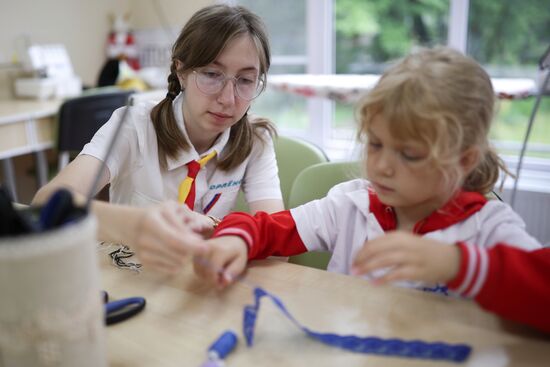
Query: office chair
[
  {"left": 287, "top": 161, "right": 362, "bottom": 270},
  {"left": 57, "top": 90, "right": 133, "bottom": 171}
]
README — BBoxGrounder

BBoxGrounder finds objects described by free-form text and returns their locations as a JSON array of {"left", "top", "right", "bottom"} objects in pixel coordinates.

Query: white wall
[
  {"left": 0, "top": 0, "right": 212, "bottom": 99},
  {"left": 130, "top": 0, "right": 211, "bottom": 30}
]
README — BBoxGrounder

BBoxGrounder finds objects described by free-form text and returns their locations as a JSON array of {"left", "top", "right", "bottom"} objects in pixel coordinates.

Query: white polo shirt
[{"left": 80, "top": 93, "right": 282, "bottom": 218}]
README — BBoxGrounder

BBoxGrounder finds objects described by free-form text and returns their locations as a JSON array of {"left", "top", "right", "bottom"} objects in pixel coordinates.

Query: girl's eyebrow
[{"left": 211, "top": 61, "right": 259, "bottom": 73}]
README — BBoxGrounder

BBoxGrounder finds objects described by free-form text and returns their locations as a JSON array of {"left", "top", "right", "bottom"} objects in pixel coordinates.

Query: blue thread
[
  {"left": 243, "top": 287, "right": 471, "bottom": 363},
  {"left": 421, "top": 284, "right": 449, "bottom": 296}
]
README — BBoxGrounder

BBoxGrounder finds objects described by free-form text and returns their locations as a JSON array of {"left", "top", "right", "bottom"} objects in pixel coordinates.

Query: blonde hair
[
  {"left": 357, "top": 46, "right": 507, "bottom": 194},
  {"left": 150, "top": 4, "right": 275, "bottom": 171}
]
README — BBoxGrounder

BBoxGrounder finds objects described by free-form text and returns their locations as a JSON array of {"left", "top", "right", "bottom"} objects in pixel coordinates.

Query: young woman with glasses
[{"left": 33, "top": 4, "right": 284, "bottom": 274}]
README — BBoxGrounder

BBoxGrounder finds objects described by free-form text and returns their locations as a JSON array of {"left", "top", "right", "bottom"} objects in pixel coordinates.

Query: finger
[
  {"left": 353, "top": 234, "right": 407, "bottom": 265},
  {"left": 140, "top": 251, "right": 183, "bottom": 274},
  {"left": 353, "top": 239, "right": 386, "bottom": 265},
  {"left": 206, "top": 248, "right": 241, "bottom": 287},
  {"left": 221, "top": 255, "right": 247, "bottom": 286},
  {"left": 155, "top": 219, "right": 207, "bottom": 256},
  {"left": 161, "top": 205, "right": 195, "bottom": 234},
  {"left": 188, "top": 219, "right": 212, "bottom": 235},
  {"left": 137, "top": 229, "right": 189, "bottom": 262},
  {"left": 195, "top": 256, "right": 221, "bottom": 285},
  {"left": 375, "top": 265, "right": 419, "bottom": 284},
  {"left": 353, "top": 249, "right": 406, "bottom": 276},
  {"left": 193, "top": 256, "right": 211, "bottom": 280}
]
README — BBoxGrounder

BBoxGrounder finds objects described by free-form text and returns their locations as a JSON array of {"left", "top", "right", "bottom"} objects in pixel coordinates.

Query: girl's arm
[
  {"left": 352, "top": 232, "right": 550, "bottom": 333},
  {"left": 449, "top": 243, "right": 550, "bottom": 333},
  {"left": 241, "top": 129, "right": 284, "bottom": 215},
  {"left": 212, "top": 210, "right": 308, "bottom": 259},
  {"left": 33, "top": 155, "right": 208, "bottom": 274},
  {"left": 193, "top": 210, "right": 307, "bottom": 287},
  {"left": 33, "top": 155, "right": 108, "bottom": 208},
  {"left": 248, "top": 199, "right": 284, "bottom": 214}
]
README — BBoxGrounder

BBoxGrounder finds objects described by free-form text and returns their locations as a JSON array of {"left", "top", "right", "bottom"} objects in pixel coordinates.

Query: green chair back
[
  {"left": 287, "top": 161, "right": 362, "bottom": 270},
  {"left": 233, "top": 135, "right": 328, "bottom": 212}
]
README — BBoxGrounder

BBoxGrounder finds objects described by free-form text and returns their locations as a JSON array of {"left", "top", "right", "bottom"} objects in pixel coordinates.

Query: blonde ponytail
[{"left": 463, "top": 148, "right": 509, "bottom": 194}]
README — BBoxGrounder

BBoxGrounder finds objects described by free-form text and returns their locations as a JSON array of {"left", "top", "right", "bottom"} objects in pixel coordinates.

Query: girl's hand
[
  {"left": 193, "top": 236, "right": 248, "bottom": 288},
  {"left": 351, "top": 231, "right": 461, "bottom": 284},
  {"left": 131, "top": 201, "right": 207, "bottom": 274},
  {"left": 179, "top": 204, "right": 219, "bottom": 238}
]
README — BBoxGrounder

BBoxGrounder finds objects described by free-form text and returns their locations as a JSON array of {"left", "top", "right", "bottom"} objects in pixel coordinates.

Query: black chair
[{"left": 57, "top": 90, "right": 134, "bottom": 171}]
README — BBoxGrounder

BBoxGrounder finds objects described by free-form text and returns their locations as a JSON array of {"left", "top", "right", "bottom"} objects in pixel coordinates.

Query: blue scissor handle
[
  {"left": 105, "top": 297, "right": 146, "bottom": 326},
  {"left": 39, "top": 188, "right": 87, "bottom": 230},
  {"left": 40, "top": 189, "right": 74, "bottom": 230}
]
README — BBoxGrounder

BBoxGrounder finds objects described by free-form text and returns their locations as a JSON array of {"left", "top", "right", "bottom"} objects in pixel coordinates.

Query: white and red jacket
[
  {"left": 214, "top": 179, "right": 540, "bottom": 287},
  {"left": 448, "top": 243, "right": 550, "bottom": 333}
]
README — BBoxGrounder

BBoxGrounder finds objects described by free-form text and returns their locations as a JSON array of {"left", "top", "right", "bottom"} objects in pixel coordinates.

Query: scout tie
[{"left": 178, "top": 151, "right": 217, "bottom": 210}]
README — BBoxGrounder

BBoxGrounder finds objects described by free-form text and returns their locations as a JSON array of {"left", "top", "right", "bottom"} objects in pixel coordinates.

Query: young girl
[
  {"left": 33, "top": 4, "right": 284, "bottom": 273},
  {"left": 193, "top": 46, "right": 541, "bottom": 289},
  {"left": 352, "top": 231, "right": 550, "bottom": 333}
]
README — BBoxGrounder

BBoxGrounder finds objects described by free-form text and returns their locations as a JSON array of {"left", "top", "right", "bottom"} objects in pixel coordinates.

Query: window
[
  {"left": 334, "top": 0, "right": 450, "bottom": 156},
  {"left": 236, "top": 0, "right": 550, "bottom": 172},
  {"left": 236, "top": 0, "right": 309, "bottom": 133},
  {"left": 468, "top": 0, "right": 550, "bottom": 162}
]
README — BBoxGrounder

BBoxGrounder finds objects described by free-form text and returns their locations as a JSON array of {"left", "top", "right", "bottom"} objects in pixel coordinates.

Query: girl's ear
[
  {"left": 174, "top": 60, "right": 187, "bottom": 87},
  {"left": 460, "top": 147, "right": 480, "bottom": 175}
]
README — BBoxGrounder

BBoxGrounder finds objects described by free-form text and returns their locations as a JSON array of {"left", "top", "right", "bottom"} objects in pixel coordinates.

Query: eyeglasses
[{"left": 193, "top": 68, "right": 265, "bottom": 101}]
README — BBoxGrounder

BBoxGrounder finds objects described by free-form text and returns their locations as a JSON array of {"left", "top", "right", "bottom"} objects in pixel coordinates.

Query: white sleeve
[
  {"left": 476, "top": 200, "right": 542, "bottom": 250},
  {"left": 78, "top": 106, "right": 137, "bottom": 183},
  {"left": 290, "top": 181, "right": 366, "bottom": 252},
  {"left": 241, "top": 131, "right": 282, "bottom": 203},
  {"left": 290, "top": 195, "right": 340, "bottom": 252}
]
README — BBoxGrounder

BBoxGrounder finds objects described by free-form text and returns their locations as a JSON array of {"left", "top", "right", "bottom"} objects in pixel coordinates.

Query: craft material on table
[
  {"left": 200, "top": 330, "right": 238, "bottom": 367},
  {"left": 243, "top": 287, "right": 471, "bottom": 363}
]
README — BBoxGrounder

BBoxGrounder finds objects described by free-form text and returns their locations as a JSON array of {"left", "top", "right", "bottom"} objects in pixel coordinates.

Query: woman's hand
[
  {"left": 352, "top": 231, "right": 461, "bottom": 285},
  {"left": 193, "top": 235, "right": 248, "bottom": 288},
  {"left": 129, "top": 201, "right": 208, "bottom": 274},
  {"left": 179, "top": 205, "right": 218, "bottom": 238}
]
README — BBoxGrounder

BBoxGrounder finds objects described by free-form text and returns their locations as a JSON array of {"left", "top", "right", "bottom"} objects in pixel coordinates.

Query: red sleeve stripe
[
  {"left": 215, "top": 228, "right": 253, "bottom": 250},
  {"left": 452, "top": 243, "right": 490, "bottom": 298},
  {"left": 453, "top": 243, "right": 477, "bottom": 295},
  {"left": 466, "top": 246, "right": 489, "bottom": 298},
  {"left": 462, "top": 246, "right": 482, "bottom": 296}
]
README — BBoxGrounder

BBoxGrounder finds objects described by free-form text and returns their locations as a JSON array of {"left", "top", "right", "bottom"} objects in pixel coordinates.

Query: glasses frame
[{"left": 192, "top": 69, "right": 265, "bottom": 101}]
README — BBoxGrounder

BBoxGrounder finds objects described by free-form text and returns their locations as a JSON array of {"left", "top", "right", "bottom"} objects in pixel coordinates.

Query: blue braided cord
[{"left": 243, "top": 287, "right": 471, "bottom": 363}]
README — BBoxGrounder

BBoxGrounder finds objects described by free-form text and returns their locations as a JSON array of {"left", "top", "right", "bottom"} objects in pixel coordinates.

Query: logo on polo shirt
[{"left": 209, "top": 179, "right": 242, "bottom": 190}]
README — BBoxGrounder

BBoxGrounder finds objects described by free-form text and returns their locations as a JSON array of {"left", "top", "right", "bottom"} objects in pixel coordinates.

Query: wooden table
[
  {"left": 0, "top": 98, "right": 62, "bottom": 201},
  {"left": 101, "top": 256, "right": 550, "bottom": 366}
]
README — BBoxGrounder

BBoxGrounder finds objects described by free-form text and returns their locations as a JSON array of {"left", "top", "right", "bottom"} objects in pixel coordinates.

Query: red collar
[{"left": 368, "top": 189, "right": 487, "bottom": 234}]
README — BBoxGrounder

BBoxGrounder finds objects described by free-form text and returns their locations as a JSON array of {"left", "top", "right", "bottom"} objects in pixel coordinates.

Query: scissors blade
[{"left": 105, "top": 296, "right": 146, "bottom": 326}]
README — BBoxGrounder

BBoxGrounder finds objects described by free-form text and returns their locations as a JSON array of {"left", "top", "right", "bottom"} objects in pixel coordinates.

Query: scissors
[
  {"left": 103, "top": 291, "right": 146, "bottom": 326},
  {"left": 39, "top": 188, "right": 87, "bottom": 230}
]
